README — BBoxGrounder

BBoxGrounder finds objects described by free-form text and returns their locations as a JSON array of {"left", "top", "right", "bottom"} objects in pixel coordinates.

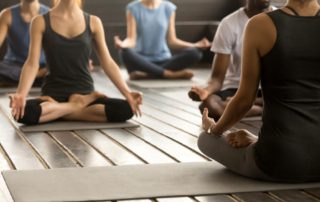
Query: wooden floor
[{"left": 0, "top": 68, "right": 320, "bottom": 202}]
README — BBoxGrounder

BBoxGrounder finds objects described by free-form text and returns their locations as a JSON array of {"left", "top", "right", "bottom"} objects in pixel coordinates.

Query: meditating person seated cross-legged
[
  {"left": 114, "top": 0, "right": 211, "bottom": 80},
  {"left": 9, "top": 0, "right": 142, "bottom": 125},
  {"left": 198, "top": 0, "right": 320, "bottom": 182},
  {"left": 188, "top": 0, "right": 274, "bottom": 120},
  {"left": 0, "top": 0, "right": 49, "bottom": 87}
]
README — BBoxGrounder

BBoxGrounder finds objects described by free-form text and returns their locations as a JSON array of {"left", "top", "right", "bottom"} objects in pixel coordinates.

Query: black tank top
[
  {"left": 42, "top": 12, "right": 94, "bottom": 100},
  {"left": 256, "top": 10, "right": 320, "bottom": 182}
]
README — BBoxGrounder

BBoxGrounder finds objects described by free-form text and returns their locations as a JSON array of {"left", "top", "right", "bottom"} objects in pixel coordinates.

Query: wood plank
[
  {"left": 75, "top": 130, "right": 141, "bottom": 165},
  {"left": 49, "top": 131, "right": 111, "bottom": 167},
  {"left": 133, "top": 116, "right": 204, "bottom": 158},
  {"left": 196, "top": 195, "right": 237, "bottom": 202},
  {"left": 25, "top": 132, "right": 77, "bottom": 168},
  {"left": 233, "top": 192, "right": 279, "bottom": 202},
  {"left": 306, "top": 189, "right": 320, "bottom": 199},
  {"left": 101, "top": 129, "right": 174, "bottom": 164},
  {"left": 141, "top": 105, "right": 201, "bottom": 137},
  {"left": 126, "top": 126, "right": 206, "bottom": 163},
  {"left": 0, "top": 111, "right": 43, "bottom": 170},
  {"left": 0, "top": 144, "right": 13, "bottom": 202},
  {"left": 270, "top": 190, "right": 320, "bottom": 202}
]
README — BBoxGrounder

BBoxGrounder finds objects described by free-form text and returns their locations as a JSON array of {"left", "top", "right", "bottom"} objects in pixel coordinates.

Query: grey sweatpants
[{"left": 198, "top": 132, "right": 274, "bottom": 181}]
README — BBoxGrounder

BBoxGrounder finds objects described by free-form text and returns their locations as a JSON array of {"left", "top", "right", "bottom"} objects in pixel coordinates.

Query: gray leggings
[{"left": 198, "top": 132, "right": 274, "bottom": 181}]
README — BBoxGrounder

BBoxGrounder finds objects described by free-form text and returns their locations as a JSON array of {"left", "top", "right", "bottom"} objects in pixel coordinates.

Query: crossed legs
[{"left": 18, "top": 92, "right": 133, "bottom": 125}]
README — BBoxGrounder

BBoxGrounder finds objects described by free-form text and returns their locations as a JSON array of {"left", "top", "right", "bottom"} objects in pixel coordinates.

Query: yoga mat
[
  {"left": 242, "top": 116, "right": 262, "bottom": 121},
  {"left": 3, "top": 162, "right": 320, "bottom": 202},
  {"left": 127, "top": 79, "right": 202, "bottom": 88},
  {"left": 0, "top": 87, "right": 41, "bottom": 94},
  {"left": 19, "top": 121, "right": 139, "bottom": 132}
]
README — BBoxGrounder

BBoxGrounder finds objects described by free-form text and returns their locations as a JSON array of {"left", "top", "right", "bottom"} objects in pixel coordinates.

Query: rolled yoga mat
[
  {"left": 127, "top": 79, "right": 202, "bottom": 88},
  {"left": 3, "top": 162, "right": 320, "bottom": 202}
]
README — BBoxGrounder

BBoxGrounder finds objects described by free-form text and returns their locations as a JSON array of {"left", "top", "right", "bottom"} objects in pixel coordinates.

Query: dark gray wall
[{"left": 0, "top": 0, "right": 242, "bottom": 63}]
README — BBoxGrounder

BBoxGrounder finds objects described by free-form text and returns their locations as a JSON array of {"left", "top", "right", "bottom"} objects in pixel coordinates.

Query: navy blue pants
[{"left": 120, "top": 48, "right": 203, "bottom": 77}]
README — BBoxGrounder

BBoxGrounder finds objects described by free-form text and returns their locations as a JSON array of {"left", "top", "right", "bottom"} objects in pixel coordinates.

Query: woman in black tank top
[
  {"left": 199, "top": 0, "right": 320, "bottom": 182},
  {"left": 9, "top": 0, "right": 142, "bottom": 124}
]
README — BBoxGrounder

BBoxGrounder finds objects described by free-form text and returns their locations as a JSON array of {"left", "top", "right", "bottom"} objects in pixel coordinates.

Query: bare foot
[
  {"left": 68, "top": 92, "right": 106, "bottom": 108},
  {"left": 129, "top": 71, "right": 149, "bottom": 80},
  {"left": 189, "top": 86, "right": 209, "bottom": 101},
  {"left": 38, "top": 96, "right": 58, "bottom": 103},
  {"left": 226, "top": 129, "right": 257, "bottom": 148},
  {"left": 163, "top": 69, "right": 194, "bottom": 80}
]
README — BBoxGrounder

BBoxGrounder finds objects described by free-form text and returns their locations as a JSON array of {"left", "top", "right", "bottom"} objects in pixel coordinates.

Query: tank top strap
[
  {"left": 42, "top": 12, "right": 51, "bottom": 33},
  {"left": 83, "top": 12, "right": 92, "bottom": 34},
  {"left": 285, "top": 6, "right": 299, "bottom": 16}
]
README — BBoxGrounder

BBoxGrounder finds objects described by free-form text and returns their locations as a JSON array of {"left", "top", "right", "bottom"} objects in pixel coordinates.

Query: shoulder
[
  {"left": 246, "top": 13, "right": 274, "bottom": 32},
  {"left": 0, "top": 7, "right": 12, "bottom": 25},
  {"left": 89, "top": 15, "right": 104, "bottom": 34},
  {"left": 222, "top": 7, "right": 246, "bottom": 24},
  {"left": 127, "top": 0, "right": 140, "bottom": 10},
  {"left": 30, "top": 14, "right": 46, "bottom": 32},
  {"left": 162, "top": 0, "right": 177, "bottom": 12}
]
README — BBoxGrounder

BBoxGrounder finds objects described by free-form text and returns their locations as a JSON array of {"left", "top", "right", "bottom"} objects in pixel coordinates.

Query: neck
[
  {"left": 286, "top": 0, "right": 320, "bottom": 15},
  {"left": 245, "top": 6, "right": 270, "bottom": 18},
  {"left": 141, "top": 0, "right": 160, "bottom": 8},
  {"left": 287, "top": 0, "right": 318, "bottom": 8},
  {"left": 20, "top": 0, "right": 39, "bottom": 14},
  {"left": 55, "top": 0, "right": 80, "bottom": 13}
]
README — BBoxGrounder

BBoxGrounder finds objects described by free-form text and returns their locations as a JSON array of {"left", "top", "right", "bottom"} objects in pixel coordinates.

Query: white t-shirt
[{"left": 211, "top": 7, "right": 248, "bottom": 90}]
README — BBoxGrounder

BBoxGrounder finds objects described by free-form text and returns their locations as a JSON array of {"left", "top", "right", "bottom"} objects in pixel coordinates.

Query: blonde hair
[{"left": 51, "top": 0, "right": 83, "bottom": 8}]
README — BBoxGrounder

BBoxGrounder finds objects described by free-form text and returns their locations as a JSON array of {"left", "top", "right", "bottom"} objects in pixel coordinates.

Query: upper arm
[
  {"left": 237, "top": 14, "right": 275, "bottom": 101},
  {"left": 26, "top": 15, "right": 45, "bottom": 67},
  {"left": 211, "top": 53, "right": 231, "bottom": 83},
  {"left": 126, "top": 11, "right": 137, "bottom": 41},
  {"left": 167, "top": 12, "right": 177, "bottom": 42},
  {"left": 211, "top": 20, "right": 234, "bottom": 54},
  {"left": 0, "top": 9, "right": 11, "bottom": 47},
  {"left": 91, "top": 15, "right": 111, "bottom": 62}
]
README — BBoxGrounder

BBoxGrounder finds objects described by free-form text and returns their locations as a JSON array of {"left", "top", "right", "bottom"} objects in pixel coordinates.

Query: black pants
[
  {"left": 120, "top": 48, "right": 203, "bottom": 77},
  {"left": 18, "top": 97, "right": 133, "bottom": 125}
]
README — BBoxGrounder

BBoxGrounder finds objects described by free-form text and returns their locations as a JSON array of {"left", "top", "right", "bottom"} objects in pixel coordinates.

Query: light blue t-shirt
[{"left": 127, "top": 0, "right": 176, "bottom": 62}]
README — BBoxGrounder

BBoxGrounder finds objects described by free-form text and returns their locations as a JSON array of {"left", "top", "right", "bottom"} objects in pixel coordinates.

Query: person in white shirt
[{"left": 188, "top": 0, "right": 273, "bottom": 120}]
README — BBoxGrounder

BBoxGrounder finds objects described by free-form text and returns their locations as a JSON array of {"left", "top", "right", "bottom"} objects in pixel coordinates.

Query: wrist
[{"left": 207, "top": 124, "right": 222, "bottom": 136}]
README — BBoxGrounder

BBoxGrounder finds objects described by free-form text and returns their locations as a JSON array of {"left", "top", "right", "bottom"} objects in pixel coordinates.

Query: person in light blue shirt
[
  {"left": 0, "top": 0, "right": 49, "bottom": 87},
  {"left": 114, "top": 0, "right": 211, "bottom": 80}
]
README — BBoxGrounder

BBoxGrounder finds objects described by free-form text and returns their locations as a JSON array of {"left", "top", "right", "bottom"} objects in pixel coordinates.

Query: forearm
[
  {"left": 101, "top": 59, "right": 131, "bottom": 98},
  {"left": 168, "top": 38, "right": 196, "bottom": 50},
  {"left": 121, "top": 38, "right": 136, "bottom": 49},
  {"left": 16, "top": 63, "right": 39, "bottom": 96},
  {"left": 205, "top": 79, "right": 222, "bottom": 95},
  {"left": 213, "top": 95, "right": 253, "bottom": 135}
]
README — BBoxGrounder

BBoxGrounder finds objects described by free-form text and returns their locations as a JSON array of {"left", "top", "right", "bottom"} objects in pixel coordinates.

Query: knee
[
  {"left": 185, "top": 48, "right": 203, "bottom": 63},
  {"left": 17, "top": 99, "right": 43, "bottom": 125},
  {"left": 104, "top": 98, "right": 134, "bottom": 122},
  {"left": 197, "top": 132, "right": 211, "bottom": 154}
]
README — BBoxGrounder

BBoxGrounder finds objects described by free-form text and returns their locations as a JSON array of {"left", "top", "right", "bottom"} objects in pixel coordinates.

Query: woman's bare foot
[
  {"left": 129, "top": 71, "right": 149, "bottom": 80},
  {"left": 68, "top": 92, "right": 106, "bottom": 108},
  {"left": 38, "top": 96, "right": 58, "bottom": 103},
  {"left": 163, "top": 69, "right": 194, "bottom": 80},
  {"left": 226, "top": 129, "right": 257, "bottom": 148}
]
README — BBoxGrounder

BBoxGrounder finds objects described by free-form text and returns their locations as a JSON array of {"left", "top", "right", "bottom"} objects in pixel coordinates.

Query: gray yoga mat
[
  {"left": 0, "top": 87, "right": 41, "bottom": 94},
  {"left": 3, "top": 162, "right": 320, "bottom": 202},
  {"left": 127, "top": 79, "right": 202, "bottom": 88},
  {"left": 19, "top": 121, "right": 139, "bottom": 132}
]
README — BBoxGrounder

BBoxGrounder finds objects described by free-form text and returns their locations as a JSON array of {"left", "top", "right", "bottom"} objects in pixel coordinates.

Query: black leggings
[
  {"left": 18, "top": 97, "right": 133, "bottom": 125},
  {"left": 120, "top": 48, "right": 203, "bottom": 77}
]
